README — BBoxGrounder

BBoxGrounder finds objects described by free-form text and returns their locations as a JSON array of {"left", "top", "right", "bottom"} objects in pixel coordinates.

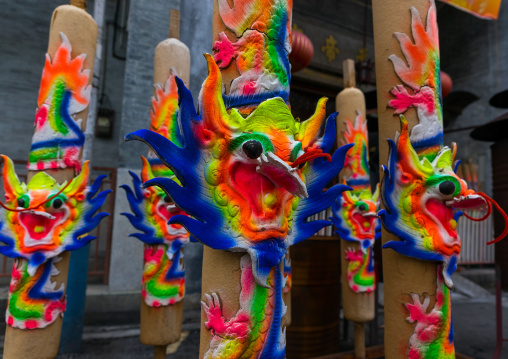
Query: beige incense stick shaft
[
  {"left": 282, "top": 287, "right": 291, "bottom": 326},
  {"left": 3, "top": 4, "right": 96, "bottom": 359},
  {"left": 372, "top": 1, "right": 439, "bottom": 358},
  {"left": 154, "top": 345, "right": 167, "bottom": 359},
  {"left": 343, "top": 59, "right": 356, "bottom": 89},
  {"left": 139, "top": 11, "right": 190, "bottom": 348},
  {"left": 199, "top": 247, "right": 244, "bottom": 358},
  {"left": 169, "top": 9, "right": 180, "bottom": 40},
  {"left": 354, "top": 322, "right": 366, "bottom": 359},
  {"left": 335, "top": 60, "right": 374, "bottom": 324},
  {"left": 282, "top": 249, "right": 291, "bottom": 327}
]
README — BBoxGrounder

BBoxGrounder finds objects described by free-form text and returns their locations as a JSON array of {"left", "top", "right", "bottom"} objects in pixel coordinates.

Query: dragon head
[
  {"left": 332, "top": 184, "right": 381, "bottom": 252},
  {"left": 379, "top": 116, "right": 487, "bottom": 288},
  {"left": 139, "top": 157, "right": 189, "bottom": 243},
  {"left": 126, "top": 54, "right": 351, "bottom": 285},
  {"left": 0, "top": 156, "right": 110, "bottom": 275}
]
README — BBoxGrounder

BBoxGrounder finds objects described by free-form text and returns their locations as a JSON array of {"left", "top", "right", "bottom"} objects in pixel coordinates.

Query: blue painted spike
[
  {"left": 125, "top": 130, "right": 190, "bottom": 179},
  {"left": 289, "top": 135, "right": 353, "bottom": 247},
  {"left": 66, "top": 176, "right": 111, "bottom": 252},
  {"left": 120, "top": 172, "right": 161, "bottom": 245},
  {"left": 174, "top": 76, "right": 200, "bottom": 152},
  {"left": 318, "top": 113, "right": 339, "bottom": 154}
]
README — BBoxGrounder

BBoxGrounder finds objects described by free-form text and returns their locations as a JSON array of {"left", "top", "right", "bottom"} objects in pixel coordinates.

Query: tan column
[
  {"left": 139, "top": 10, "right": 190, "bottom": 356},
  {"left": 372, "top": 1, "right": 439, "bottom": 358},
  {"left": 3, "top": 2, "right": 97, "bottom": 358}
]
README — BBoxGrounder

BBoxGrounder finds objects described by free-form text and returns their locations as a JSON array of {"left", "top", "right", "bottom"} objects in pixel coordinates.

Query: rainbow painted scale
[
  {"left": 28, "top": 32, "right": 90, "bottom": 172},
  {"left": 0, "top": 156, "right": 110, "bottom": 329}
]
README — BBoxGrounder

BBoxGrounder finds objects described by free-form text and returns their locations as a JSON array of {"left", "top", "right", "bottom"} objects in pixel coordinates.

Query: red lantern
[
  {"left": 289, "top": 31, "right": 314, "bottom": 73},
  {"left": 441, "top": 71, "right": 453, "bottom": 98}
]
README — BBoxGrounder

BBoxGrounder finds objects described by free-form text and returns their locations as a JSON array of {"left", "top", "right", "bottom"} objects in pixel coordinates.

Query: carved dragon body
[
  {"left": 405, "top": 268, "right": 454, "bottom": 359},
  {"left": 126, "top": 54, "right": 351, "bottom": 356},
  {"left": 213, "top": 0, "right": 292, "bottom": 108},
  {"left": 344, "top": 245, "right": 375, "bottom": 293},
  {"left": 6, "top": 258, "right": 65, "bottom": 329},
  {"left": 29, "top": 32, "right": 90, "bottom": 172},
  {"left": 202, "top": 255, "right": 285, "bottom": 358}
]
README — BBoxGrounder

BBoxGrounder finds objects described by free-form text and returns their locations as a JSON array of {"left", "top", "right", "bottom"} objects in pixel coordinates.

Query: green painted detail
[
  {"left": 426, "top": 175, "right": 461, "bottom": 197},
  {"left": 229, "top": 133, "right": 274, "bottom": 153},
  {"left": 49, "top": 79, "right": 70, "bottom": 135},
  {"left": 290, "top": 142, "right": 302, "bottom": 162}
]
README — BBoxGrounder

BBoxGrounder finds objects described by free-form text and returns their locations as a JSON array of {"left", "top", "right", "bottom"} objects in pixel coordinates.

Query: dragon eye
[
  {"left": 52, "top": 198, "right": 63, "bottom": 209},
  {"left": 163, "top": 195, "right": 172, "bottom": 203},
  {"left": 358, "top": 203, "right": 368, "bottom": 212},
  {"left": 17, "top": 198, "right": 26, "bottom": 208},
  {"left": 242, "top": 140, "right": 264, "bottom": 159},
  {"left": 439, "top": 181, "right": 456, "bottom": 196}
]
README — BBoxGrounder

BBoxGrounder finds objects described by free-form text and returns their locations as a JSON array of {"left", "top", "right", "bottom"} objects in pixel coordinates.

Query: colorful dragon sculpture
[
  {"left": 0, "top": 156, "right": 109, "bottom": 329},
  {"left": 122, "top": 75, "right": 191, "bottom": 307},
  {"left": 126, "top": 54, "right": 351, "bottom": 357},
  {"left": 380, "top": 0, "right": 489, "bottom": 290},
  {"left": 331, "top": 111, "right": 380, "bottom": 293},
  {"left": 213, "top": 0, "right": 292, "bottom": 109},
  {"left": 28, "top": 32, "right": 90, "bottom": 173},
  {"left": 379, "top": 1, "right": 503, "bottom": 356},
  {"left": 379, "top": 116, "right": 487, "bottom": 288}
]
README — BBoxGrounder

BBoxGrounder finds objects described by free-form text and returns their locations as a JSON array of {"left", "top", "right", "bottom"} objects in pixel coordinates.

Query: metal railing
[{"left": 457, "top": 212, "right": 495, "bottom": 265}]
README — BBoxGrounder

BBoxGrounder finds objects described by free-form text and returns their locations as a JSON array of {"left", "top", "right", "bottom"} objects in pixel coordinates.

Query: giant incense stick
[
  {"left": 1, "top": 2, "right": 110, "bottom": 358},
  {"left": 372, "top": 1, "right": 500, "bottom": 357},
  {"left": 331, "top": 59, "right": 380, "bottom": 359},
  {"left": 126, "top": 1, "right": 353, "bottom": 357},
  {"left": 121, "top": 9, "right": 191, "bottom": 359}
]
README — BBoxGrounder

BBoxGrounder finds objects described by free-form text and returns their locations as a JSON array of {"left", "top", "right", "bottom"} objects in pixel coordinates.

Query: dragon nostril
[
  {"left": 439, "top": 181, "right": 456, "bottom": 196},
  {"left": 242, "top": 140, "right": 263, "bottom": 159}
]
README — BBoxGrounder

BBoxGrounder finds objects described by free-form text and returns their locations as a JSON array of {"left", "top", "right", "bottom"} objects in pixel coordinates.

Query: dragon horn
[
  {"left": 63, "top": 160, "right": 90, "bottom": 197},
  {"left": 140, "top": 156, "right": 154, "bottom": 183},
  {"left": 199, "top": 54, "right": 231, "bottom": 135},
  {"left": 297, "top": 97, "right": 328, "bottom": 148},
  {"left": 373, "top": 183, "right": 381, "bottom": 203},
  {"left": 1, "top": 155, "right": 23, "bottom": 201},
  {"left": 397, "top": 115, "right": 433, "bottom": 177}
]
